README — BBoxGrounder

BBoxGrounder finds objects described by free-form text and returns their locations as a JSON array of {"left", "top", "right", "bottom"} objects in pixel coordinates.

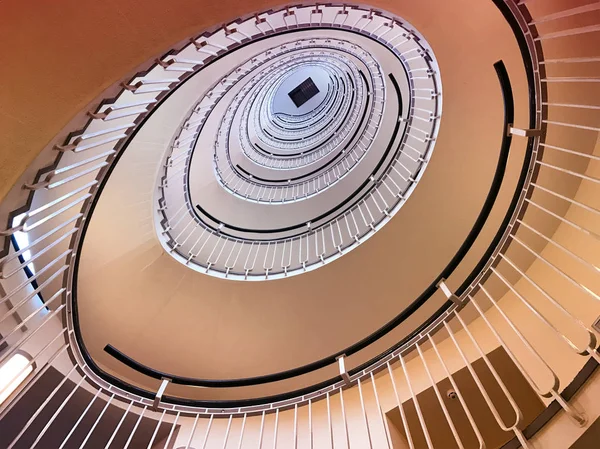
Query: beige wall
[{"left": 0, "top": 0, "right": 289, "bottom": 200}]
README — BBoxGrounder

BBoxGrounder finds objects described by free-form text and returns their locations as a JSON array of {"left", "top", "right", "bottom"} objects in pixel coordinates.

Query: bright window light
[
  {"left": 10, "top": 213, "right": 46, "bottom": 311},
  {"left": 0, "top": 353, "right": 33, "bottom": 405},
  {"left": 12, "top": 213, "right": 35, "bottom": 275}
]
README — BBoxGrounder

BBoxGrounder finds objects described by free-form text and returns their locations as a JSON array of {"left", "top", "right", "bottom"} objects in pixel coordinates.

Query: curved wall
[{"left": 1, "top": 1, "right": 599, "bottom": 448}]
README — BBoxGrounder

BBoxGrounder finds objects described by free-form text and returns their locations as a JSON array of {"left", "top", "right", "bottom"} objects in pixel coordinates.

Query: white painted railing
[{"left": 0, "top": 2, "right": 599, "bottom": 448}]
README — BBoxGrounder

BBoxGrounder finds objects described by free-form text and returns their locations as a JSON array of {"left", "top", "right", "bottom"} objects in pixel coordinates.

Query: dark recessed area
[{"left": 288, "top": 77, "right": 320, "bottom": 107}]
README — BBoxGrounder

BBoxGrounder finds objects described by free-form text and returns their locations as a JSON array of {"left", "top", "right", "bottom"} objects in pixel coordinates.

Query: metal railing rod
[
  {"left": 542, "top": 101, "right": 600, "bottom": 109},
  {"left": 163, "top": 411, "right": 180, "bottom": 449},
  {"left": 8, "top": 197, "right": 83, "bottom": 239},
  {"left": 127, "top": 85, "right": 171, "bottom": 94},
  {"left": 146, "top": 409, "right": 166, "bottom": 449},
  {"left": 308, "top": 399, "right": 313, "bottom": 449},
  {"left": 166, "top": 152, "right": 191, "bottom": 170},
  {"left": 23, "top": 195, "right": 89, "bottom": 232},
  {"left": 524, "top": 199, "right": 600, "bottom": 241},
  {"left": 474, "top": 287, "right": 557, "bottom": 397},
  {"left": 236, "top": 413, "right": 247, "bottom": 449},
  {"left": 79, "top": 123, "right": 135, "bottom": 140},
  {"left": 7, "top": 364, "right": 78, "bottom": 449},
  {"left": 57, "top": 387, "right": 103, "bottom": 449},
  {"left": 427, "top": 334, "right": 485, "bottom": 448},
  {"left": 541, "top": 57, "right": 600, "bottom": 64},
  {"left": 357, "top": 378, "right": 374, "bottom": 449},
  {"left": 123, "top": 405, "right": 147, "bottom": 449},
  {"left": 370, "top": 372, "right": 392, "bottom": 449},
  {"left": 293, "top": 403, "right": 298, "bottom": 449},
  {"left": 445, "top": 318, "right": 529, "bottom": 447},
  {"left": 326, "top": 392, "right": 334, "bottom": 449},
  {"left": 134, "top": 78, "right": 181, "bottom": 85},
  {"left": 257, "top": 411, "right": 265, "bottom": 449},
  {"left": 535, "top": 25, "right": 600, "bottom": 40},
  {"left": 104, "top": 399, "right": 134, "bottom": 448},
  {"left": 542, "top": 120, "right": 600, "bottom": 132},
  {"left": 1, "top": 250, "right": 69, "bottom": 301},
  {"left": 543, "top": 77, "right": 600, "bottom": 83},
  {"left": 165, "top": 152, "right": 190, "bottom": 169},
  {"left": 530, "top": 3, "right": 600, "bottom": 24},
  {"left": 32, "top": 375, "right": 89, "bottom": 448},
  {"left": 15, "top": 180, "right": 94, "bottom": 226},
  {"left": 0, "top": 273, "right": 66, "bottom": 321},
  {"left": 540, "top": 142, "right": 600, "bottom": 161},
  {"left": 272, "top": 408, "right": 279, "bottom": 449},
  {"left": 511, "top": 233, "right": 600, "bottom": 302},
  {"left": 221, "top": 415, "right": 233, "bottom": 449},
  {"left": 47, "top": 162, "right": 109, "bottom": 190},
  {"left": 0, "top": 288, "right": 63, "bottom": 347},
  {"left": 400, "top": 353, "right": 433, "bottom": 449},
  {"left": 0, "top": 211, "right": 76, "bottom": 257},
  {"left": 0, "top": 310, "right": 66, "bottom": 373},
  {"left": 339, "top": 387, "right": 351, "bottom": 449},
  {"left": 529, "top": 219, "right": 600, "bottom": 278},
  {"left": 73, "top": 134, "right": 127, "bottom": 153},
  {"left": 532, "top": 182, "right": 600, "bottom": 219},
  {"left": 80, "top": 393, "right": 115, "bottom": 449},
  {"left": 1, "top": 232, "right": 72, "bottom": 279},
  {"left": 492, "top": 264, "right": 598, "bottom": 358},
  {"left": 473, "top": 284, "right": 590, "bottom": 429},
  {"left": 185, "top": 413, "right": 200, "bottom": 449},
  {"left": 198, "top": 414, "right": 214, "bottom": 449},
  {"left": 416, "top": 343, "right": 464, "bottom": 448},
  {"left": 164, "top": 66, "right": 194, "bottom": 73},
  {"left": 167, "top": 57, "right": 205, "bottom": 65},
  {"left": 537, "top": 160, "right": 600, "bottom": 184},
  {"left": 0, "top": 338, "right": 69, "bottom": 421},
  {"left": 107, "top": 99, "right": 157, "bottom": 111},
  {"left": 386, "top": 361, "right": 415, "bottom": 449}
]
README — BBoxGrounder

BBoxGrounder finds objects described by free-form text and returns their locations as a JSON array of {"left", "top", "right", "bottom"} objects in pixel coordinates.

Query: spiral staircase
[{"left": 0, "top": 0, "right": 600, "bottom": 448}]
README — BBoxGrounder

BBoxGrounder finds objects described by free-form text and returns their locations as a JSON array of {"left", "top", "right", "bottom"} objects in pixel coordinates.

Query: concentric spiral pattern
[{"left": 156, "top": 6, "right": 442, "bottom": 280}]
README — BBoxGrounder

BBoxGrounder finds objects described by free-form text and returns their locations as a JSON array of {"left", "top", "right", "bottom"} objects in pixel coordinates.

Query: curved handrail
[
  {"left": 61, "top": 14, "right": 439, "bottom": 400},
  {"left": 0, "top": 2, "right": 560, "bottom": 421},
  {"left": 9, "top": 7, "right": 600, "bottom": 449},
  {"left": 191, "top": 72, "right": 393, "bottom": 238},
  {"left": 102, "top": 61, "right": 518, "bottom": 396}
]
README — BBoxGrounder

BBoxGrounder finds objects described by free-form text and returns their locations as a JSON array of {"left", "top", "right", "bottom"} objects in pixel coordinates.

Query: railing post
[
  {"left": 436, "top": 279, "right": 462, "bottom": 305},
  {"left": 152, "top": 377, "right": 170, "bottom": 410},
  {"left": 337, "top": 355, "right": 351, "bottom": 385},
  {"left": 507, "top": 124, "right": 544, "bottom": 137}
]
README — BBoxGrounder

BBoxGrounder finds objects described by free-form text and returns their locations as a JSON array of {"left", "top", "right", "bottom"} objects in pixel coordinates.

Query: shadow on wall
[
  {"left": 0, "top": 365, "right": 178, "bottom": 448},
  {"left": 386, "top": 347, "right": 544, "bottom": 449}
]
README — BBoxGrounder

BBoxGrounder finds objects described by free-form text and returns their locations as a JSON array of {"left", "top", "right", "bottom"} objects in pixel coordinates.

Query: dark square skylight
[{"left": 288, "top": 77, "right": 320, "bottom": 108}]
